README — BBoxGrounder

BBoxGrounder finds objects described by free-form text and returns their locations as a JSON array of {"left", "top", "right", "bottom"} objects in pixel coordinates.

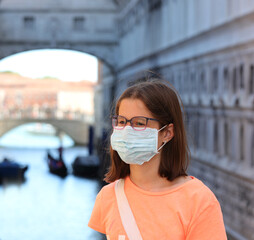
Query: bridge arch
[
  {"left": 0, "top": 46, "right": 116, "bottom": 73},
  {"left": 0, "top": 119, "right": 89, "bottom": 145}
]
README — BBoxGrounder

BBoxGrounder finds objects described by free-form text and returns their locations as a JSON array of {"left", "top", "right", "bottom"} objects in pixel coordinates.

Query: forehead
[{"left": 118, "top": 98, "right": 154, "bottom": 118}]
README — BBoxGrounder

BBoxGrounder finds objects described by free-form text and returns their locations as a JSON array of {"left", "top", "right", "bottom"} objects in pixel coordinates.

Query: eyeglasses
[{"left": 112, "top": 115, "right": 159, "bottom": 131}]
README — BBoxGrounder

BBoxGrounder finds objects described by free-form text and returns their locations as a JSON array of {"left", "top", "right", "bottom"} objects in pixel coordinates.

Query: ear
[{"left": 162, "top": 123, "right": 174, "bottom": 143}]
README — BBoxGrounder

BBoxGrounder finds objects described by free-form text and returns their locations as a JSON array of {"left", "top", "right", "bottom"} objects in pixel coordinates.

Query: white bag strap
[{"left": 115, "top": 179, "right": 143, "bottom": 240}]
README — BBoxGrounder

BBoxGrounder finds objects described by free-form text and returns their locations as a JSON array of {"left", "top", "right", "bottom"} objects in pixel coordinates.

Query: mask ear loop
[
  {"left": 158, "top": 125, "right": 167, "bottom": 132},
  {"left": 157, "top": 141, "right": 167, "bottom": 152},
  {"left": 157, "top": 124, "right": 169, "bottom": 152}
]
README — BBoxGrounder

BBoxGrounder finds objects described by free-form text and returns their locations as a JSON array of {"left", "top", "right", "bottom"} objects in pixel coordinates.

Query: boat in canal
[
  {"left": 26, "top": 123, "right": 56, "bottom": 136},
  {"left": 72, "top": 154, "right": 99, "bottom": 178},
  {"left": 0, "top": 157, "right": 28, "bottom": 182},
  {"left": 46, "top": 151, "right": 67, "bottom": 178}
]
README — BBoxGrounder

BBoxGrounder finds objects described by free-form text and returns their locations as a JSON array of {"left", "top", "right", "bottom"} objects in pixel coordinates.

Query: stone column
[
  {"left": 231, "top": 119, "right": 240, "bottom": 164},
  {"left": 218, "top": 116, "right": 225, "bottom": 158},
  {"left": 207, "top": 114, "right": 214, "bottom": 154}
]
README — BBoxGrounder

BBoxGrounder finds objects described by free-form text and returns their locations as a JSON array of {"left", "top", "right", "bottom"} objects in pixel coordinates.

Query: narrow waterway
[{"left": 0, "top": 146, "right": 105, "bottom": 240}]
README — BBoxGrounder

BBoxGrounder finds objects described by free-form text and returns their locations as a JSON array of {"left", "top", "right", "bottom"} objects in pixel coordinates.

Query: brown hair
[{"left": 104, "top": 79, "right": 190, "bottom": 183}]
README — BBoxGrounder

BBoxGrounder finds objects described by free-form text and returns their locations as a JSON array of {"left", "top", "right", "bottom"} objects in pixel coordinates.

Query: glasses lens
[
  {"left": 112, "top": 116, "right": 126, "bottom": 129},
  {"left": 131, "top": 117, "right": 147, "bottom": 130}
]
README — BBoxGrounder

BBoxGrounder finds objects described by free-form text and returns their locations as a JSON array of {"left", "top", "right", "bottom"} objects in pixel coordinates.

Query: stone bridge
[
  {"left": 0, "top": 0, "right": 118, "bottom": 69},
  {"left": 0, "top": 118, "right": 89, "bottom": 145}
]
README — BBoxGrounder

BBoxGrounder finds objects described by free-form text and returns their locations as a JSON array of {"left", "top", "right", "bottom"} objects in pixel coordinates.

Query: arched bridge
[
  {"left": 0, "top": 0, "right": 118, "bottom": 68},
  {"left": 0, "top": 118, "right": 89, "bottom": 145}
]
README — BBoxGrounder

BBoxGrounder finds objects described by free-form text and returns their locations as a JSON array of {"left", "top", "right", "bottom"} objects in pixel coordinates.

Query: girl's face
[{"left": 118, "top": 98, "right": 171, "bottom": 154}]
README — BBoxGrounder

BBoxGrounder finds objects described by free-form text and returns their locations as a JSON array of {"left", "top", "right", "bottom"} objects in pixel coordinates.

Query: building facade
[{"left": 0, "top": 73, "right": 95, "bottom": 121}]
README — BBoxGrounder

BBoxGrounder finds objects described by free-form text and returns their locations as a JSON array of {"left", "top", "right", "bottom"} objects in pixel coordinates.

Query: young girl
[{"left": 88, "top": 80, "right": 227, "bottom": 240}]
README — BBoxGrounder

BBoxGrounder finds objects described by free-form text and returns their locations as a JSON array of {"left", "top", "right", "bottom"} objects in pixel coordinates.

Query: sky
[{"left": 0, "top": 49, "right": 98, "bottom": 82}]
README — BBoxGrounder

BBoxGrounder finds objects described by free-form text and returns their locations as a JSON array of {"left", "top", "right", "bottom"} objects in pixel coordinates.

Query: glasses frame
[{"left": 112, "top": 115, "right": 160, "bottom": 131}]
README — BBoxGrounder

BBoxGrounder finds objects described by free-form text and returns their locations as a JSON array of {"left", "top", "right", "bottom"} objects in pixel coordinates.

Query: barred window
[
  {"left": 73, "top": 17, "right": 85, "bottom": 31},
  {"left": 24, "top": 16, "right": 35, "bottom": 29}
]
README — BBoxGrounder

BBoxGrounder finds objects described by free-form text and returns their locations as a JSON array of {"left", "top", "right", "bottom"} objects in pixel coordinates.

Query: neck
[{"left": 129, "top": 154, "right": 169, "bottom": 191}]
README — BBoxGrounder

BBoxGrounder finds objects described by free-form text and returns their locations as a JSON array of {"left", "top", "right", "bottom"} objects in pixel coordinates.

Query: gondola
[
  {"left": 46, "top": 152, "right": 67, "bottom": 178},
  {"left": 0, "top": 158, "right": 28, "bottom": 182},
  {"left": 72, "top": 154, "right": 99, "bottom": 178}
]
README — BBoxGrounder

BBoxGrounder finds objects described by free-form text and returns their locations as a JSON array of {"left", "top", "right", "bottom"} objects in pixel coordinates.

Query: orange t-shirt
[{"left": 88, "top": 176, "right": 227, "bottom": 240}]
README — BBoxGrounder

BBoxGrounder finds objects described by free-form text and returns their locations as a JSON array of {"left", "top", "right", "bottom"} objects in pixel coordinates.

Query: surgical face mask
[{"left": 110, "top": 125, "right": 167, "bottom": 165}]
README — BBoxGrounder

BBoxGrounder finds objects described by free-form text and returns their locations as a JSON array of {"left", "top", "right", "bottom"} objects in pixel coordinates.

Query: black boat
[
  {"left": 72, "top": 155, "right": 99, "bottom": 178},
  {"left": 0, "top": 158, "right": 28, "bottom": 182},
  {"left": 46, "top": 151, "right": 67, "bottom": 178}
]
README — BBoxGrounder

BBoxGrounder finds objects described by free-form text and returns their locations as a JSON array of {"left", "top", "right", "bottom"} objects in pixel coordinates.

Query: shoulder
[
  {"left": 90, "top": 181, "right": 118, "bottom": 219},
  {"left": 97, "top": 181, "right": 117, "bottom": 202},
  {"left": 88, "top": 181, "right": 118, "bottom": 234},
  {"left": 183, "top": 178, "right": 227, "bottom": 239},
  {"left": 183, "top": 177, "right": 220, "bottom": 213},
  {"left": 188, "top": 177, "right": 217, "bottom": 201}
]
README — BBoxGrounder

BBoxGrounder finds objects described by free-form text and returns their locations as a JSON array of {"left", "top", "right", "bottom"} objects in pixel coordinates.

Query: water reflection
[{"left": 0, "top": 147, "right": 105, "bottom": 240}]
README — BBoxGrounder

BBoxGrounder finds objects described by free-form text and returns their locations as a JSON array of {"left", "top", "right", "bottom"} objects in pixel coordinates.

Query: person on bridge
[{"left": 88, "top": 79, "right": 227, "bottom": 240}]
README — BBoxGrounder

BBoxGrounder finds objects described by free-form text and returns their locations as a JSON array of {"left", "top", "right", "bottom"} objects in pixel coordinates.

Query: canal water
[{"left": 0, "top": 124, "right": 105, "bottom": 240}]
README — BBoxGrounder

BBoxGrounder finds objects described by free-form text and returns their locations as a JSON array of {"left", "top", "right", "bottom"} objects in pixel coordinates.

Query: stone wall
[
  {"left": 157, "top": 44, "right": 254, "bottom": 239},
  {"left": 189, "top": 158, "right": 254, "bottom": 240}
]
